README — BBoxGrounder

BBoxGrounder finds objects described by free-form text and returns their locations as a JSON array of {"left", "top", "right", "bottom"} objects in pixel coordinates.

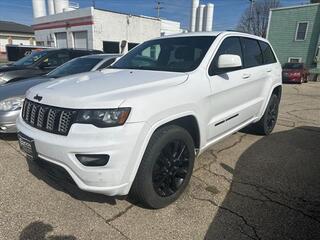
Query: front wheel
[
  {"left": 130, "top": 125, "right": 195, "bottom": 209},
  {"left": 250, "top": 94, "right": 280, "bottom": 135}
]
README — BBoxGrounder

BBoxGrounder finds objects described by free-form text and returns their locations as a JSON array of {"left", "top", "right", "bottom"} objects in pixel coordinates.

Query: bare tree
[{"left": 237, "top": 0, "right": 281, "bottom": 37}]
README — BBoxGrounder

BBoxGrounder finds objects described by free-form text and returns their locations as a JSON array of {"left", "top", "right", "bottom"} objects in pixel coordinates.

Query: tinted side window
[
  {"left": 241, "top": 38, "right": 263, "bottom": 68},
  {"left": 97, "top": 58, "right": 117, "bottom": 69},
  {"left": 209, "top": 37, "right": 243, "bottom": 76},
  {"left": 71, "top": 50, "right": 90, "bottom": 58},
  {"left": 42, "top": 51, "right": 70, "bottom": 67},
  {"left": 259, "top": 41, "right": 276, "bottom": 64}
]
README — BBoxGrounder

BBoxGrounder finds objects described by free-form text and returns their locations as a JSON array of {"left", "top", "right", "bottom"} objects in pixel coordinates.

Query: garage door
[
  {"left": 73, "top": 31, "right": 88, "bottom": 49},
  {"left": 55, "top": 32, "right": 68, "bottom": 48}
]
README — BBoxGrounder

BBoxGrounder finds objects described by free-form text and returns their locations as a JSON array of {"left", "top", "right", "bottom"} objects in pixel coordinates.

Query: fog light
[{"left": 76, "top": 154, "right": 110, "bottom": 167}]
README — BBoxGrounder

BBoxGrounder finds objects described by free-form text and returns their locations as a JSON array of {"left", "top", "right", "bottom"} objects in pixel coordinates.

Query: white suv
[{"left": 17, "top": 32, "right": 282, "bottom": 208}]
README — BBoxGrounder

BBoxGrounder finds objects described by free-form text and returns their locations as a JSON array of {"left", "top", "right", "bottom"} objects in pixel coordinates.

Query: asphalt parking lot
[{"left": 0, "top": 82, "right": 319, "bottom": 240}]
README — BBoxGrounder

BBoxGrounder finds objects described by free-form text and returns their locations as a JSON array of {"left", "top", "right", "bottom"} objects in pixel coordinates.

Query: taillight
[{"left": 289, "top": 71, "right": 301, "bottom": 77}]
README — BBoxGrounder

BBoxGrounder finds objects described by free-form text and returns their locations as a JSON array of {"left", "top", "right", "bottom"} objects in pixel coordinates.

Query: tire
[
  {"left": 251, "top": 94, "right": 279, "bottom": 135},
  {"left": 130, "top": 125, "right": 195, "bottom": 209}
]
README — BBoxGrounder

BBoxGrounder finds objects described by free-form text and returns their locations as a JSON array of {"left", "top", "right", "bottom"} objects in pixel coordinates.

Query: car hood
[
  {"left": 26, "top": 69, "right": 189, "bottom": 109},
  {"left": 0, "top": 76, "right": 52, "bottom": 101}
]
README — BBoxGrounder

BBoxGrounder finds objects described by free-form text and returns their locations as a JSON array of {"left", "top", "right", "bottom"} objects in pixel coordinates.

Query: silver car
[{"left": 0, "top": 54, "right": 120, "bottom": 133}]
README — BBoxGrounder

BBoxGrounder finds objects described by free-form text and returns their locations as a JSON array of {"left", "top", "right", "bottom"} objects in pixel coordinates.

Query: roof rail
[{"left": 226, "top": 30, "right": 249, "bottom": 34}]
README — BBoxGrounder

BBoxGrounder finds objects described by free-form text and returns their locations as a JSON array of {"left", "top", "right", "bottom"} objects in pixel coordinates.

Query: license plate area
[{"left": 18, "top": 133, "right": 38, "bottom": 159}]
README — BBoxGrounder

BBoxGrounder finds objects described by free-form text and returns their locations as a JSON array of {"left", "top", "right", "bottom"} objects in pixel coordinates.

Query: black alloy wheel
[
  {"left": 266, "top": 96, "right": 278, "bottom": 133},
  {"left": 250, "top": 93, "right": 280, "bottom": 135},
  {"left": 152, "top": 140, "right": 190, "bottom": 197},
  {"left": 130, "top": 125, "right": 195, "bottom": 209}
]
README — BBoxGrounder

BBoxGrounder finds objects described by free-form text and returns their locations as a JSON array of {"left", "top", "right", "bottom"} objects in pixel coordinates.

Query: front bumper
[
  {"left": 0, "top": 109, "right": 20, "bottom": 133},
  {"left": 16, "top": 115, "right": 147, "bottom": 196}
]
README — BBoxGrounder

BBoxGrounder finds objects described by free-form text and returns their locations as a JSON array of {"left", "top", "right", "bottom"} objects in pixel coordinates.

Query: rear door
[
  {"left": 256, "top": 40, "right": 279, "bottom": 113},
  {"left": 238, "top": 37, "right": 267, "bottom": 117}
]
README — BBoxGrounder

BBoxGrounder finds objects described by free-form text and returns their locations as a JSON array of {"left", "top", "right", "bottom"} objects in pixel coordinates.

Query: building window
[
  {"left": 128, "top": 42, "right": 139, "bottom": 51},
  {"left": 103, "top": 41, "right": 120, "bottom": 53},
  {"left": 295, "top": 22, "right": 308, "bottom": 41},
  {"left": 55, "top": 32, "right": 68, "bottom": 48},
  {"left": 36, "top": 41, "right": 45, "bottom": 46},
  {"left": 73, "top": 31, "right": 88, "bottom": 49},
  {"left": 288, "top": 57, "right": 302, "bottom": 63}
]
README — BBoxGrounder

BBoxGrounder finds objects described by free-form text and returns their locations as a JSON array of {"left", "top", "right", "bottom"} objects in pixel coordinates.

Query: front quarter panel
[{"left": 119, "top": 70, "right": 212, "bottom": 185}]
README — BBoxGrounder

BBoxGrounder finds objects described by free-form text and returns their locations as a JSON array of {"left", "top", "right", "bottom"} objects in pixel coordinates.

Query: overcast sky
[{"left": 0, "top": 0, "right": 310, "bottom": 30}]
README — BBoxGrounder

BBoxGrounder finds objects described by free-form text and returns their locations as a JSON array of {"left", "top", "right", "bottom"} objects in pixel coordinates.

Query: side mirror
[{"left": 218, "top": 54, "right": 242, "bottom": 69}]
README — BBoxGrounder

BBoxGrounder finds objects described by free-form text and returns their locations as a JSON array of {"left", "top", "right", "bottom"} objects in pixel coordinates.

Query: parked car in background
[
  {"left": 0, "top": 48, "right": 102, "bottom": 85},
  {"left": 282, "top": 63, "right": 309, "bottom": 84},
  {"left": 5, "top": 44, "right": 51, "bottom": 62},
  {"left": 0, "top": 54, "right": 120, "bottom": 133},
  {"left": 17, "top": 32, "right": 282, "bottom": 209}
]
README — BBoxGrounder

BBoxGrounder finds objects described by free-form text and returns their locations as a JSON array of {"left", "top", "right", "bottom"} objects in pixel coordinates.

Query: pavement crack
[
  {"left": 106, "top": 205, "right": 134, "bottom": 223},
  {"left": 230, "top": 190, "right": 266, "bottom": 203},
  {"left": 0, "top": 138, "right": 24, "bottom": 158},
  {"left": 191, "top": 195, "right": 261, "bottom": 240},
  {"left": 194, "top": 168, "right": 320, "bottom": 225},
  {"left": 256, "top": 188, "right": 320, "bottom": 224},
  {"left": 80, "top": 201, "right": 132, "bottom": 240},
  {"left": 286, "top": 108, "right": 320, "bottom": 124},
  {"left": 216, "top": 134, "right": 247, "bottom": 155},
  {"left": 206, "top": 168, "right": 233, "bottom": 183}
]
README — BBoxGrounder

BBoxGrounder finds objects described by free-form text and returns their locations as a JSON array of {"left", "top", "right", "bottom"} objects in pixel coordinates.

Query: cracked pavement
[{"left": 0, "top": 82, "right": 320, "bottom": 239}]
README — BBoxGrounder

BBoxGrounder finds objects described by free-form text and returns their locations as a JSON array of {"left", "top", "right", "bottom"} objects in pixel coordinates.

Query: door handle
[
  {"left": 267, "top": 69, "right": 272, "bottom": 73},
  {"left": 242, "top": 73, "right": 251, "bottom": 79}
]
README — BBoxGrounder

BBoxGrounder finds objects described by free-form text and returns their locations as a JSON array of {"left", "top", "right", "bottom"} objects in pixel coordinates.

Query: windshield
[
  {"left": 13, "top": 51, "right": 47, "bottom": 66},
  {"left": 47, "top": 57, "right": 102, "bottom": 78},
  {"left": 111, "top": 36, "right": 215, "bottom": 72},
  {"left": 283, "top": 63, "right": 303, "bottom": 69}
]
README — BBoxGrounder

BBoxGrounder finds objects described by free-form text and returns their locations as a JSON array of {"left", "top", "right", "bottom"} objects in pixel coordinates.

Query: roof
[
  {"left": 159, "top": 31, "right": 221, "bottom": 38},
  {"left": 94, "top": 7, "right": 162, "bottom": 21},
  {"left": 0, "top": 21, "right": 34, "bottom": 34},
  {"left": 80, "top": 54, "right": 122, "bottom": 59},
  {"left": 270, "top": 3, "right": 320, "bottom": 11},
  {"left": 157, "top": 31, "right": 268, "bottom": 42}
]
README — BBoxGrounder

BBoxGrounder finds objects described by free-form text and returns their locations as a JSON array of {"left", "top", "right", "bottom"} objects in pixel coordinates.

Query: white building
[
  {"left": 32, "top": 1, "right": 182, "bottom": 53},
  {"left": 0, "top": 21, "right": 35, "bottom": 60}
]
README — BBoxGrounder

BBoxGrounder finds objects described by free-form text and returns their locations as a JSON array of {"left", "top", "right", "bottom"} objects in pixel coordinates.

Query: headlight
[
  {"left": 0, "top": 97, "right": 24, "bottom": 111},
  {"left": 76, "top": 108, "right": 131, "bottom": 127}
]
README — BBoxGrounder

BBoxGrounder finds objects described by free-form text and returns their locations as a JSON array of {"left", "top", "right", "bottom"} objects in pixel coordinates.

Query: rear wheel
[
  {"left": 130, "top": 125, "right": 195, "bottom": 209},
  {"left": 250, "top": 94, "right": 279, "bottom": 135}
]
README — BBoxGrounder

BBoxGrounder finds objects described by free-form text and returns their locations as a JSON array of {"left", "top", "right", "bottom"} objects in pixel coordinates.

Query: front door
[{"left": 206, "top": 36, "right": 265, "bottom": 141}]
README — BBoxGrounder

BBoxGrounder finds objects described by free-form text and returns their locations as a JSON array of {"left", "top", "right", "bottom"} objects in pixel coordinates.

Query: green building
[{"left": 267, "top": 3, "right": 320, "bottom": 69}]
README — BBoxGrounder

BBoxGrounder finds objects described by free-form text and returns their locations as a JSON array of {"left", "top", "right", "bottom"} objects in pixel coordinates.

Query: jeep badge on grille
[{"left": 34, "top": 94, "right": 43, "bottom": 102}]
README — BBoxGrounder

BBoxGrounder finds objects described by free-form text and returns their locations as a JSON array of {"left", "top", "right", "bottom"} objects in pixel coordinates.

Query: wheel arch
[
  {"left": 257, "top": 84, "right": 282, "bottom": 120},
  {"left": 159, "top": 115, "right": 201, "bottom": 150},
  {"left": 126, "top": 112, "right": 202, "bottom": 190}
]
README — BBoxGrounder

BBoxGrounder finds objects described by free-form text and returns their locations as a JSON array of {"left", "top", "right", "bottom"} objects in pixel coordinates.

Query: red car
[{"left": 282, "top": 63, "right": 309, "bottom": 84}]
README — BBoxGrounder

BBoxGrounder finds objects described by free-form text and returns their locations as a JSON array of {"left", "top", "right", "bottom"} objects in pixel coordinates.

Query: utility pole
[
  {"left": 248, "top": 0, "right": 255, "bottom": 33},
  {"left": 92, "top": 0, "right": 96, "bottom": 8},
  {"left": 155, "top": 1, "right": 164, "bottom": 18}
]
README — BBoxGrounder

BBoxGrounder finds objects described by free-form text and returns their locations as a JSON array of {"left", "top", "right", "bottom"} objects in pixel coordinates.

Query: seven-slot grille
[{"left": 22, "top": 99, "right": 77, "bottom": 135}]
